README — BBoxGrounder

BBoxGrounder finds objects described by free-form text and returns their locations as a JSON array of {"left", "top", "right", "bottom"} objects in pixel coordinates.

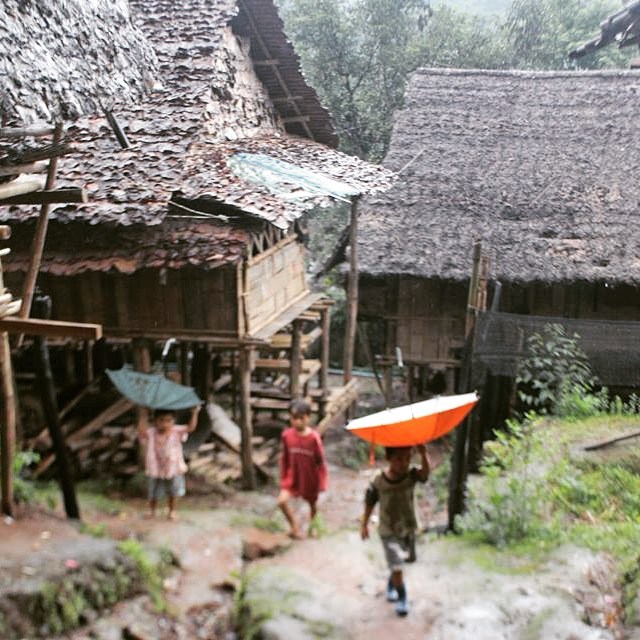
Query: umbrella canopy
[
  {"left": 106, "top": 366, "right": 201, "bottom": 410},
  {"left": 346, "top": 393, "right": 478, "bottom": 447}
]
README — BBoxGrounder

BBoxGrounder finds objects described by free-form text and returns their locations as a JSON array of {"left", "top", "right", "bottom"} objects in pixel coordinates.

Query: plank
[
  {"left": 0, "top": 178, "right": 45, "bottom": 200},
  {"left": 0, "top": 125, "right": 55, "bottom": 138},
  {"left": 0, "top": 317, "right": 102, "bottom": 339},
  {"left": 67, "top": 398, "right": 134, "bottom": 450},
  {"left": 0, "top": 161, "right": 49, "bottom": 176},
  {"left": 252, "top": 292, "right": 325, "bottom": 340},
  {"left": 0, "top": 188, "right": 87, "bottom": 206}
]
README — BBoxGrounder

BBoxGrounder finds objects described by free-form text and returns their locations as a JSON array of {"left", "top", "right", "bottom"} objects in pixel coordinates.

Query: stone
[{"left": 241, "top": 529, "right": 292, "bottom": 561}]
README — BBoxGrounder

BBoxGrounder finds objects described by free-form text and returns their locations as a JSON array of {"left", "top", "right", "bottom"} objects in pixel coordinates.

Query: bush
[
  {"left": 516, "top": 324, "right": 604, "bottom": 417},
  {"left": 13, "top": 450, "right": 40, "bottom": 504},
  {"left": 457, "top": 414, "right": 544, "bottom": 546}
]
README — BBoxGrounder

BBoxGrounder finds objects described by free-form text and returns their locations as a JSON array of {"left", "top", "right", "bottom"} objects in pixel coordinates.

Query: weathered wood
[
  {"left": 343, "top": 197, "right": 360, "bottom": 383},
  {"left": 0, "top": 161, "right": 49, "bottom": 177},
  {"left": 239, "top": 348, "right": 256, "bottom": 489},
  {"left": 317, "top": 379, "right": 359, "bottom": 435},
  {"left": 59, "top": 379, "right": 100, "bottom": 421},
  {"left": 180, "top": 341, "right": 192, "bottom": 387},
  {"left": 0, "top": 316, "right": 102, "bottom": 339},
  {"left": 0, "top": 332, "right": 15, "bottom": 516},
  {"left": 289, "top": 319, "right": 303, "bottom": 398},
  {"left": 17, "top": 124, "right": 63, "bottom": 338},
  {"left": 0, "top": 187, "right": 87, "bottom": 206},
  {"left": 32, "top": 295, "right": 80, "bottom": 519},
  {"left": 584, "top": 429, "right": 640, "bottom": 451},
  {"left": 68, "top": 397, "right": 134, "bottom": 449},
  {"left": 0, "top": 178, "right": 45, "bottom": 200},
  {"left": 0, "top": 226, "right": 10, "bottom": 241},
  {"left": 0, "top": 124, "right": 55, "bottom": 138}
]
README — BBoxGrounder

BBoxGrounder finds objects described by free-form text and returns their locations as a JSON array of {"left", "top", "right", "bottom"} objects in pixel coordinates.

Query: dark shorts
[
  {"left": 381, "top": 534, "right": 416, "bottom": 571},
  {"left": 147, "top": 475, "right": 186, "bottom": 500}
]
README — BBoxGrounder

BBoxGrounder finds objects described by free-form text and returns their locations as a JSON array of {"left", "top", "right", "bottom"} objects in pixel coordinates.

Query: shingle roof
[
  {"left": 358, "top": 68, "right": 640, "bottom": 284},
  {"left": 0, "top": 0, "right": 393, "bottom": 230},
  {"left": 0, "top": 0, "right": 156, "bottom": 124}
]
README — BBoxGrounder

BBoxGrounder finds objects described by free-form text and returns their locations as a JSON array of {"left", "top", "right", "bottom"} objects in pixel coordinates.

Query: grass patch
[
  {"left": 230, "top": 512, "right": 287, "bottom": 533},
  {"left": 117, "top": 539, "right": 168, "bottom": 613}
]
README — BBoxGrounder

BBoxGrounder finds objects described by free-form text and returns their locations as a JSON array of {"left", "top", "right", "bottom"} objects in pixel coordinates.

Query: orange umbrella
[{"left": 345, "top": 392, "right": 479, "bottom": 447}]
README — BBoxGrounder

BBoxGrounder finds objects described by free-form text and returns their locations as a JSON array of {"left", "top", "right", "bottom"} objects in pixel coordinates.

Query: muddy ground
[{"left": 1, "top": 416, "right": 634, "bottom": 639}]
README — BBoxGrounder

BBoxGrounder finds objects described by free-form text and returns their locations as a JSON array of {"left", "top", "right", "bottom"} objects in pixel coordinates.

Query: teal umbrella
[{"left": 106, "top": 366, "right": 201, "bottom": 410}]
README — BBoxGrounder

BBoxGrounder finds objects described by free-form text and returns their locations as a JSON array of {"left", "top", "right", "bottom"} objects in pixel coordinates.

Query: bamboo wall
[{"left": 244, "top": 237, "right": 307, "bottom": 336}]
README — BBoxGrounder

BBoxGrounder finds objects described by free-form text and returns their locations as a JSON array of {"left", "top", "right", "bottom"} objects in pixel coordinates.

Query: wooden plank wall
[
  {"left": 244, "top": 238, "right": 307, "bottom": 335},
  {"left": 31, "top": 267, "right": 239, "bottom": 334},
  {"left": 360, "top": 276, "right": 640, "bottom": 366}
]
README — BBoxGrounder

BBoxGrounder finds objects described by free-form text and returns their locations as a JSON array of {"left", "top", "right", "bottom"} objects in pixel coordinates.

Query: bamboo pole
[
  {"left": 16, "top": 124, "right": 63, "bottom": 346},
  {"left": 343, "top": 196, "right": 360, "bottom": 384},
  {"left": 239, "top": 348, "right": 256, "bottom": 490},
  {"left": 0, "top": 331, "right": 15, "bottom": 516}
]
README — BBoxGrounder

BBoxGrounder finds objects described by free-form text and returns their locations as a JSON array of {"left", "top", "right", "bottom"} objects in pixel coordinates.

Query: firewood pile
[{"left": 25, "top": 382, "right": 280, "bottom": 485}]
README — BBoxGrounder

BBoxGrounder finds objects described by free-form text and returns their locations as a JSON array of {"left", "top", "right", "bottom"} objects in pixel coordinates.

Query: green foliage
[
  {"left": 457, "top": 414, "right": 544, "bottom": 546},
  {"left": 516, "top": 323, "right": 603, "bottom": 416},
  {"left": 430, "top": 455, "right": 451, "bottom": 511},
  {"left": 12, "top": 450, "right": 40, "bottom": 504},
  {"left": 279, "top": 0, "right": 631, "bottom": 162},
  {"left": 117, "top": 539, "right": 167, "bottom": 612}
]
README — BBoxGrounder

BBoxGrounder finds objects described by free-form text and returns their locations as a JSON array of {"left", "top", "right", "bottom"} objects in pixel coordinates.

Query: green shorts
[{"left": 147, "top": 475, "right": 186, "bottom": 500}]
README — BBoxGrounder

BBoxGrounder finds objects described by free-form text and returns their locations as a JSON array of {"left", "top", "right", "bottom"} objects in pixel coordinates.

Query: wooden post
[
  {"left": 32, "top": 295, "right": 80, "bottom": 520},
  {"left": 180, "top": 341, "right": 192, "bottom": 387},
  {"left": 83, "top": 340, "right": 94, "bottom": 385},
  {"left": 383, "top": 364, "right": 392, "bottom": 407},
  {"left": 290, "top": 319, "right": 303, "bottom": 398},
  {"left": 448, "top": 242, "right": 490, "bottom": 531},
  {"left": 465, "top": 240, "right": 483, "bottom": 338},
  {"left": 0, "top": 332, "right": 15, "bottom": 516},
  {"left": 343, "top": 196, "right": 360, "bottom": 384},
  {"left": 239, "top": 348, "right": 256, "bottom": 490},
  {"left": 407, "top": 364, "right": 415, "bottom": 403},
  {"left": 319, "top": 307, "right": 331, "bottom": 418},
  {"left": 17, "top": 124, "right": 63, "bottom": 341},
  {"left": 132, "top": 339, "right": 151, "bottom": 373}
]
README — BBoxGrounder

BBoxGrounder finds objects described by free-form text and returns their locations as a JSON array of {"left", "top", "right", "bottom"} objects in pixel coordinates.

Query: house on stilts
[
  {"left": 0, "top": 0, "right": 156, "bottom": 514},
  {"left": 2, "top": 0, "right": 394, "bottom": 488},
  {"left": 357, "top": 68, "right": 640, "bottom": 420}
]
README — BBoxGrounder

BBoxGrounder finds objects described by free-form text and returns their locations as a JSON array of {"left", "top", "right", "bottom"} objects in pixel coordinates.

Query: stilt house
[
  {"left": 0, "top": 0, "right": 156, "bottom": 514},
  {"left": 358, "top": 68, "right": 640, "bottom": 399},
  {"left": 2, "top": 0, "right": 394, "bottom": 488}
]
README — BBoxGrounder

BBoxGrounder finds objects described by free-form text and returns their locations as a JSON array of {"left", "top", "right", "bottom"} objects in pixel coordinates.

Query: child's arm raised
[
  {"left": 360, "top": 484, "right": 378, "bottom": 540},
  {"left": 186, "top": 405, "right": 201, "bottom": 433},
  {"left": 137, "top": 406, "right": 149, "bottom": 441},
  {"left": 415, "top": 444, "right": 431, "bottom": 482}
]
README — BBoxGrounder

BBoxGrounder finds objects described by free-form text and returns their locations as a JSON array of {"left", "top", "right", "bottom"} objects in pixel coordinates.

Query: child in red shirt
[{"left": 277, "top": 399, "right": 327, "bottom": 539}]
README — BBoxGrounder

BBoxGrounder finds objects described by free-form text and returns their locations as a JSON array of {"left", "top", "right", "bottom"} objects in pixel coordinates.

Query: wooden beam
[
  {"left": 0, "top": 226, "right": 11, "bottom": 241},
  {"left": 68, "top": 397, "right": 134, "bottom": 450},
  {"left": 17, "top": 124, "right": 63, "bottom": 342},
  {"left": 0, "top": 316, "right": 102, "bottom": 340},
  {"left": 0, "top": 178, "right": 45, "bottom": 200},
  {"left": 254, "top": 58, "right": 280, "bottom": 66},
  {"left": 319, "top": 307, "right": 330, "bottom": 418},
  {"left": 33, "top": 318, "right": 80, "bottom": 519},
  {"left": 281, "top": 116, "right": 311, "bottom": 124},
  {"left": 343, "top": 196, "right": 359, "bottom": 384},
  {"left": 290, "top": 319, "right": 303, "bottom": 398},
  {"left": 0, "top": 161, "right": 49, "bottom": 177},
  {"left": 239, "top": 348, "right": 256, "bottom": 490},
  {"left": 271, "top": 95, "right": 304, "bottom": 103},
  {"left": 0, "top": 187, "right": 87, "bottom": 206},
  {"left": 0, "top": 125, "right": 55, "bottom": 138}
]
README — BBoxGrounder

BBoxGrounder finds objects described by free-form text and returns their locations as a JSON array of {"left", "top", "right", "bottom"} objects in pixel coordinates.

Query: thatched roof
[
  {"left": 358, "top": 68, "right": 640, "bottom": 285},
  {"left": 0, "top": 0, "right": 156, "bottom": 124},
  {"left": 570, "top": 1, "right": 640, "bottom": 59}
]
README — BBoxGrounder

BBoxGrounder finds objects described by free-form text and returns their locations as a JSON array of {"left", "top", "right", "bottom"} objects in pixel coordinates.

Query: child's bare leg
[
  {"left": 168, "top": 496, "right": 177, "bottom": 520},
  {"left": 146, "top": 499, "right": 157, "bottom": 518},
  {"left": 307, "top": 500, "right": 319, "bottom": 536},
  {"left": 278, "top": 490, "right": 301, "bottom": 538},
  {"left": 390, "top": 569, "right": 403, "bottom": 588}
]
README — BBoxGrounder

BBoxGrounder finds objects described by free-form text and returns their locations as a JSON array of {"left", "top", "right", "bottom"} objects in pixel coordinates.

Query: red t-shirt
[{"left": 279, "top": 427, "right": 328, "bottom": 502}]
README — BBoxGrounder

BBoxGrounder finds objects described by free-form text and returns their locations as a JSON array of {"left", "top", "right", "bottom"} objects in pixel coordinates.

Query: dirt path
[{"left": 5, "top": 430, "right": 628, "bottom": 639}]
